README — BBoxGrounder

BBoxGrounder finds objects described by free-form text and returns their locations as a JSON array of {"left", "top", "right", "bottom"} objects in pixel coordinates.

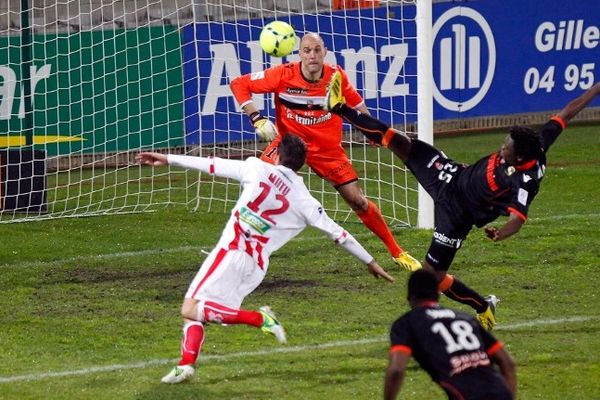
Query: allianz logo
[
  {"left": 432, "top": 7, "right": 496, "bottom": 112},
  {"left": 200, "top": 41, "right": 410, "bottom": 116}
]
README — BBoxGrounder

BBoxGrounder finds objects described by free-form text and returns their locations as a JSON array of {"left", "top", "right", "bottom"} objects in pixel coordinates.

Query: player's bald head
[{"left": 300, "top": 32, "right": 325, "bottom": 48}]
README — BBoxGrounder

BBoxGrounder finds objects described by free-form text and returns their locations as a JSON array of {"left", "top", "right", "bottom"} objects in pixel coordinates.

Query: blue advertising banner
[
  {"left": 181, "top": 6, "right": 417, "bottom": 145},
  {"left": 182, "top": 0, "right": 599, "bottom": 144},
  {"left": 432, "top": 0, "right": 599, "bottom": 119}
]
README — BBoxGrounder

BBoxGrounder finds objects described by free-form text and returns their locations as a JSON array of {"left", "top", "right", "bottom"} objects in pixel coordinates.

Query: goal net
[{"left": 0, "top": 0, "right": 430, "bottom": 227}]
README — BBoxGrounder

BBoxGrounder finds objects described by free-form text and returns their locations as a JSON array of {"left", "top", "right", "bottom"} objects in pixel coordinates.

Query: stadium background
[{"left": 0, "top": 2, "right": 599, "bottom": 398}]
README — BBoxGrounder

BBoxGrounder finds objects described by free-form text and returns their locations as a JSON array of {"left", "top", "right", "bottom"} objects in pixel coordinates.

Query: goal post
[
  {"left": 0, "top": 0, "right": 432, "bottom": 228},
  {"left": 416, "top": 0, "right": 434, "bottom": 229},
  {"left": 185, "top": 0, "right": 431, "bottom": 228}
]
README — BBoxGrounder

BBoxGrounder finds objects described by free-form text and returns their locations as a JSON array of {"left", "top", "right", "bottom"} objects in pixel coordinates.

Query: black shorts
[{"left": 406, "top": 140, "right": 473, "bottom": 271}]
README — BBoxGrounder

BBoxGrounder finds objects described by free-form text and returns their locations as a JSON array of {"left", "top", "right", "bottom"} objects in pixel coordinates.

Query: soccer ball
[{"left": 259, "top": 21, "right": 296, "bottom": 57}]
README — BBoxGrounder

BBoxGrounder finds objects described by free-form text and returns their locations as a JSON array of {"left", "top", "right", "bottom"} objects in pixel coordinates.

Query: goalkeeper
[
  {"left": 230, "top": 32, "right": 421, "bottom": 272},
  {"left": 136, "top": 134, "right": 395, "bottom": 384},
  {"left": 326, "top": 74, "right": 600, "bottom": 330}
]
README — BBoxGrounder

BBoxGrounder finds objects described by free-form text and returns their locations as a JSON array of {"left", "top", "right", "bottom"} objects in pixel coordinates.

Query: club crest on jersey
[
  {"left": 427, "top": 154, "right": 441, "bottom": 168},
  {"left": 506, "top": 166, "right": 516, "bottom": 176},
  {"left": 239, "top": 206, "right": 271, "bottom": 234}
]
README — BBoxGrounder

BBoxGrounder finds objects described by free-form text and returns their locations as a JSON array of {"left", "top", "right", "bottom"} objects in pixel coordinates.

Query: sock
[
  {"left": 442, "top": 277, "right": 488, "bottom": 313},
  {"left": 203, "top": 301, "right": 263, "bottom": 327},
  {"left": 178, "top": 321, "right": 205, "bottom": 366},
  {"left": 338, "top": 104, "right": 388, "bottom": 133},
  {"left": 355, "top": 200, "right": 403, "bottom": 257}
]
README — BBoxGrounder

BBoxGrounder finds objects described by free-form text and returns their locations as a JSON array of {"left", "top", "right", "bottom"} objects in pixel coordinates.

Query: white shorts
[{"left": 185, "top": 247, "right": 266, "bottom": 309}]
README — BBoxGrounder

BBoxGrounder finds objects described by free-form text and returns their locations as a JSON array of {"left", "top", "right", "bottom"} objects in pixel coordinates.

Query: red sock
[
  {"left": 178, "top": 321, "right": 205, "bottom": 366},
  {"left": 203, "top": 301, "right": 263, "bottom": 327},
  {"left": 356, "top": 200, "right": 403, "bottom": 257}
]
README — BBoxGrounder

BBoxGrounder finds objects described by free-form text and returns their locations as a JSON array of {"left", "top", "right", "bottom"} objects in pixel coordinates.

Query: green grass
[{"left": 0, "top": 125, "right": 599, "bottom": 399}]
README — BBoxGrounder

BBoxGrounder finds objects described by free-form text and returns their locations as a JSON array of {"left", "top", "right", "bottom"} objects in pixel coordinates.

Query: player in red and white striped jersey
[{"left": 136, "top": 134, "right": 394, "bottom": 384}]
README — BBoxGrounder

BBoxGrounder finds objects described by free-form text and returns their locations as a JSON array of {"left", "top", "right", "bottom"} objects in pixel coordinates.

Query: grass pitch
[{"left": 0, "top": 125, "right": 599, "bottom": 399}]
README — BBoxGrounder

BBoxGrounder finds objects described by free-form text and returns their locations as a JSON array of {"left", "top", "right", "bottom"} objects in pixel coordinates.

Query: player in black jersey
[
  {"left": 385, "top": 270, "right": 516, "bottom": 400},
  {"left": 326, "top": 74, "right": 600, "bottom": 330}
]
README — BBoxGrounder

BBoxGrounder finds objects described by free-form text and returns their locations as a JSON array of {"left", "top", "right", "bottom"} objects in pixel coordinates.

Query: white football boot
[
  {"left": 161, "top": 364, "right": 195, "bottom": 384},
  {"left": 259, "top": 306, "right": 287, "bottom": 344}
]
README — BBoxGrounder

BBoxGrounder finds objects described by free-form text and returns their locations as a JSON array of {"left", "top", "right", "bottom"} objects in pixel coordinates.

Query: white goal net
[{"left": 0, "top": 0, "right": 429, "bottom": 226}]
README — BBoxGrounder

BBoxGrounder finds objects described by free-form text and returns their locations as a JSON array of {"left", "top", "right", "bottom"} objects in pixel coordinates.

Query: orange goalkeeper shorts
[{"left": 261, "top": 138, "right": 358, "bottom": 188}]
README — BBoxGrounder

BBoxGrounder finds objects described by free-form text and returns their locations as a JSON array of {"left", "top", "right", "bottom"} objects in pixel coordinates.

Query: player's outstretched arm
[
  {"left": 136, "top": 152, "right": 168, "bottom": 166},
  {"left": 138, "top": 152, "right": 246, "bottom": 182},
  {"left": 367, "top": 260, "right": 396, "bottom": 283},
  {"left": 309, "top": 203, "right": 394, "bottom": 283},
  {"left": 336, "top": 233, "right": 395, "bottom": 283},
  {"left": 484, "top": 213, "right": 524, "bottom": 242},
  {"left": 558, "top": 82, "right": 600, "bottom": 123}
]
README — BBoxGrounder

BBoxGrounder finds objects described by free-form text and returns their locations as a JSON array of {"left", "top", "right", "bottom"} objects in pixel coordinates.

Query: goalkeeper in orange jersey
[{"left": 230, "top": 32, "right": 421, "bottom": 271}]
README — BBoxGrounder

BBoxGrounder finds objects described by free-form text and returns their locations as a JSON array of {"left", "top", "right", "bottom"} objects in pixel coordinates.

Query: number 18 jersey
[{"left": 390, "top": 304, "right": 512, "bottom": 400}]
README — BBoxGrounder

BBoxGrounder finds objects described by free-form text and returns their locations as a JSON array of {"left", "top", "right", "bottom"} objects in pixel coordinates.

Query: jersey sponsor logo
[
  {"left": 449, "top": 350, "right": 491, "bottom": 376},
  {"left": 432, "top": 7, "right": 496, "bottom": 112},
  {"left": 433, "top": 231, "right": 463, "bottom": 248},
  {"left": 426, "top": 309, "right": 456, "bottom": 319},
  {"left": 286, "top": 87, "right": 308, "bottom": 95},
  {"left": 239, "top": 206, "right": 272, "bottom": 234},
  {"left": 518, "top": 188, "right": 529, "bottom": 205},
  {"left": 286, "top": 109, "right": 333, "bottom": 126}
]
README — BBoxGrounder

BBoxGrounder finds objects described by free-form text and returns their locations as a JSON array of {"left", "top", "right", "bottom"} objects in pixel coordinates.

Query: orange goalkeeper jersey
[{"left": 230, "top": 62, "right": 364, "bottom": 154}]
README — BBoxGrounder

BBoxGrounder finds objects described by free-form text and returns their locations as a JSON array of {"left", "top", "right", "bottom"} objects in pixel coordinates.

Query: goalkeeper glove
[{"left": 249, "top": 112, "right": 278, "bottom": 142}]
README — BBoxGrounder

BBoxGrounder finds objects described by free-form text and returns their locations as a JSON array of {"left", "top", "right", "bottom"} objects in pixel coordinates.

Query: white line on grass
[
  {"left": 0, "top": 315, "right": 597, "bottom": 384},
  {"left": 528, "top": 212, "right": 600, "bottom": 223},
  {"left": 3, "top": 231, "right": 375, "bottom": 269},
  {"left": 5, "top": 212, "right": 600, "bottom": 269}
]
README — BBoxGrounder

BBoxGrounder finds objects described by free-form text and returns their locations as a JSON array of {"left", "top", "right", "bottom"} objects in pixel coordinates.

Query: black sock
[
  {"left": 442, "top": 277, "right": 488, "bottom": 313},
  {"left": 336, "top": 104, "right": 389, "bottom": 144}
]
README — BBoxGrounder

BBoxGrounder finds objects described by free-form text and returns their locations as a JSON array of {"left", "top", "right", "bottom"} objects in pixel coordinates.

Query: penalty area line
[{"left": 0, "top": 315, "right": 598, "bottom": 384}]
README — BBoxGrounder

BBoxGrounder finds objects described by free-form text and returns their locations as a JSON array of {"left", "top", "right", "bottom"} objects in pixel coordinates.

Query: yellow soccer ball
[{"left": 259, "top": 21, "right": 296, "bottom": 57}]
